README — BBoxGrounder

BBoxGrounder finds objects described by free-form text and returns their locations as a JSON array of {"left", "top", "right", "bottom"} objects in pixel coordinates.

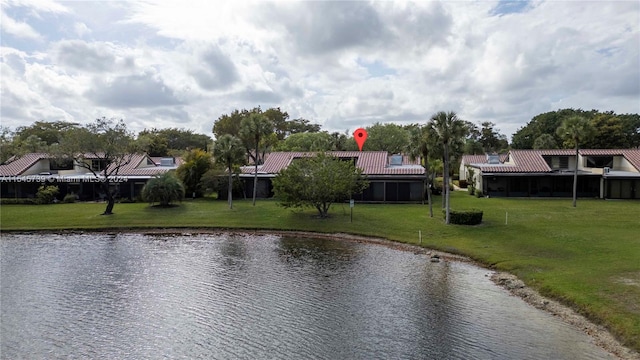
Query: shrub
[
  {"left": 475, "top": 189, "right": 484, "bottom": 198},
  {"left": 0, "top": 198, "right": 37, "bottom": 205},
  {"left": 142, "top": 172, "right": 185, "bottom": 206},
  {"left": 36, "top": 185, "right": 59, "bottom": 204},
  {"left": 63, "top": 193, "right": 77, "bottom": 203},
  {"left": 444, "top": 209, "right": 483, "bottom": 225}
]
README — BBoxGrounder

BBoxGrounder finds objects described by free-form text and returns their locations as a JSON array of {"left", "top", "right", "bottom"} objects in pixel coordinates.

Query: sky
[{"left": 1, "top": 0, "right": 639, "bottom": 141}]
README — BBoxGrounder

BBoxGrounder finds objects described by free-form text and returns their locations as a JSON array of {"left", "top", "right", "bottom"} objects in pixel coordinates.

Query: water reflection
[{"left": 1, "top": 233, "right": 614, "bottom": 359}]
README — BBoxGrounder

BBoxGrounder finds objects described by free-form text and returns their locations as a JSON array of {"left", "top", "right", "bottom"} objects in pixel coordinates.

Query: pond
[{"left": 1, "top": 233, "right": 615, "bottom": 359}]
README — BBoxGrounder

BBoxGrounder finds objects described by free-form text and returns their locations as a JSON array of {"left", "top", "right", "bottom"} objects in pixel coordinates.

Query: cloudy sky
[{"left": 1, "top": 0, "right": 638, "bottom": 140}]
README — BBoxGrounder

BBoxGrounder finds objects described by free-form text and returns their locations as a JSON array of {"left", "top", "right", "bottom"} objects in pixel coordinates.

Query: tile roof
[
  {"left": 461, "top": 154, "right": 509, "bottom": 165},
  {"left": 0, "top": 153, "right": 178, "bottom": 177},
  {"left": 242, "top": 151, "right": 424, "bottom": 176},
  {"left": 468, "top": 149, "right": 640, "bottom": 173},
  {"left": 0, "top": 153, "right": 49, "bottom": 176}
]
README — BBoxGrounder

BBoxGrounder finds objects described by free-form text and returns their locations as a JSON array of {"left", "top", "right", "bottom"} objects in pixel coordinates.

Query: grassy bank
[{"left": 1, "top": 192, "right": 639, "bottom": 352}]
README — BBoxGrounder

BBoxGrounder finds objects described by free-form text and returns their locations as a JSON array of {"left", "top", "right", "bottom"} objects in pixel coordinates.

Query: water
[{"left": 1, "top": 233, "right": 615, "bottom": 359}]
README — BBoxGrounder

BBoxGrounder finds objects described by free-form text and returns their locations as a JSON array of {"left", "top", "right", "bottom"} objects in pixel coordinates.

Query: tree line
[
  {"left": 1, "top": 107, "right": 637, "bottom": 219},
  {"left": 511, "top": 109, "right": 640, "bottom": 149}
]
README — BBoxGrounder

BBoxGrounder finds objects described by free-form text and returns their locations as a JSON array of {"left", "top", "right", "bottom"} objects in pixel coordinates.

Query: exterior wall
[
  {"left": 615, "top": 157, "right": 637, "bottom": 172},
  {"left": 22, "top": 159, "right": 51, "bottom": 175}
]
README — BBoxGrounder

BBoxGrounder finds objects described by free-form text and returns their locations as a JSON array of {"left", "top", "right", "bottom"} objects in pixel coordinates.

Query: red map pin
[{"left": 353, "top": 128, "right": 368, "bottom": 151}]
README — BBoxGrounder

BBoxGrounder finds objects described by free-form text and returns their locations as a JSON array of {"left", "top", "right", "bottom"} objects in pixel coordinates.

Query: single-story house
[
  {"left": 0, "top": 153, "right": 182, "bottom": 201},
  {"left": 460, "top": 149, "right": 640, "bottom": 199},
  {"left": 232, "top": 151, "right": 427, "bottom": 203}
]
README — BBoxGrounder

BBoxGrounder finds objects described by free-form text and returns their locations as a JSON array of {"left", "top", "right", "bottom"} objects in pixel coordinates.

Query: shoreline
[{"left": 5, "top": 228, "right": 640, "bottom": 359}]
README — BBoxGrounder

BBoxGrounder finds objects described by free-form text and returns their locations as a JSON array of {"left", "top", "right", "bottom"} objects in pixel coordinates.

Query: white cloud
[
  {"left": 0, "top": 9, "right": 42, "bottom": 40},
  {"left": 0, "top": 0, "right": 637, "bottom": 141}
]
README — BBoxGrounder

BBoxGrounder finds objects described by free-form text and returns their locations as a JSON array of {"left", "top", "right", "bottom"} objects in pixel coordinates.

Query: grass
[{"left": 1, "top": 192, "right": 639, "bottom": 352}]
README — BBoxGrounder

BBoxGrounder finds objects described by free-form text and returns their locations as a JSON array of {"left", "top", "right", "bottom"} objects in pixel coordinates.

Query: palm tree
[
  {"left": 239, "top": 113, "right": 273, "bottom": 206},
  {"left": 556, "top": 115, "right": 594, "bottom": 207},
  {"left": 213, "top": 134, "right": 245, "bottom": 209},
  {"left": 141, "top": 172, "right": 185, "bottom": 206},
  {"left": 429, "top": 111, "right": 467, "bottom": 224},
  {"left": 407, "top": 125, "right": 434, "bottom": 217}
]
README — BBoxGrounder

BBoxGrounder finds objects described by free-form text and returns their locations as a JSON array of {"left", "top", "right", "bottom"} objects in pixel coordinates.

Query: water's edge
[{"left": 4, "top": 228, "right": 639, "bottom": 360}]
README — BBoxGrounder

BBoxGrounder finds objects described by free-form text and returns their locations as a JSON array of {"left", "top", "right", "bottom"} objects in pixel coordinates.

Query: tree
[
  {"left": 213, "top": 109, "right": 252, "bottom": 138},
  {"left": 584, "top": 112, "right": 630, "bottom": 149},
  {"left": 273, "top": 153, "right": 368, "bottom": 218},
  {"left": 407, "top": 125, "right": 434, "bottom": 217},
  {"left": 239, "top": 113, "right": 274, "bottom": 206},
  {"left": 137, "top": 132, "right": 169, "bottom": 156},
  {"left": 556, "top": 115, "right": 595, "bottom": 207},
  {"left": 274, "top": 132, "right": 334, "bottom": 151},
  {"left": 57, "top": 117, "right": 138, "bottom": 215},
  {"left": 479, "top": 121, "right": 509, "bottom": 153},
  {"left": 141, "top": 172, "right": 185, "bottom": 206},
  {"left": 365, "top": 123, "right": 410, "bottom": 153},
  {"left": 429, "top": 111, "right": 467, "bottom": 224},
  {"left": 533, "top": 134, "right": 558, "bottom": 149},
  {"left": 0, "top": 126, "right": 16, "bottom": 163},
  {"left": 176, "top": 148, "right": 214, "bottom": 198},
  {"left": 138, "top": 128, "right": 211, "bottom": 154},
  {"left": 212, "top": 134, "right": 245, "bottom": 209},
  {"left": 15, "top": 120, "right": 79, "bottom": 145}
]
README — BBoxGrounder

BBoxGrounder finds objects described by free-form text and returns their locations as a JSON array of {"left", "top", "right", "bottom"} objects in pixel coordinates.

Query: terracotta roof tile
[
  {"left": 0, "top": 153, "right": 178, "bottom": 177},
  {"left": 244, "top": 151, "right": 424, "bottom": 176},
  {"left": 0, "top": 153, "right": 49, "bottom": 176},
  {"left": 471, "top": 149, "right": 640, "bottom": 174}
]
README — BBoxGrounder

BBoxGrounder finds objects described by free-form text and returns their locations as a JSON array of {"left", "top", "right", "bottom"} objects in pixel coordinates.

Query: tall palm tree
[
  {"left": 556, "top": 115, "right": 594, "bottom": 207},
  {"left": 213, "top": 134, "right": 245, "bottom": 209},
  {"left": 239, "top": 113, "right": 273, "bottom": 206},
  {"left": 407, "top": 125, "right": 434, "bottom": 217},
  {"left": 429, "top": 111, "right": 466, "bottom": 224}
]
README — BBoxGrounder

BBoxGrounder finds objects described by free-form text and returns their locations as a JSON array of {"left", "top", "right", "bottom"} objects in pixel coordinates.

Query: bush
[
  {"left": 63, "top": 193, "right": 77, "bottom": 203},
  {"left": 36, "top": 185, "right": 59, "bottom": 204},
  {"left": 142, "top": 172, "right": 185, "bottom": 206},
  {"left": 0, "top": 198, "right": 37, "bottom": 205},
  {"left": 475, "top": 189, "right": 484, "bottom": 198},
  {"left": 444, "top": 209, "right": 483, "bottom": 225}
]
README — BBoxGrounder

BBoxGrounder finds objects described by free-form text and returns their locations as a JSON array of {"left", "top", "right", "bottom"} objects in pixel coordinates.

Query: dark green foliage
[
  {"left": 443, "top": 209, "right": 483, "bottom": 225},
  {"left": 475, "top": 189, "right": 484, "bottom": 198},
  {"left": 274, "top": 132, "right": 334, "bottom": 151},
  {"left": 63, "top": 193, "right": 77, "bottom": 203},
  {"left": 0, "top": 198, "right": 37, "bottom": 205},
  {"left": 138, "top": 128, "right": 212, "bottom": 154},
  {"left": 57, "top": 117, "right": 138, "bottom": 215},
  {"left": 365, "top": 122, "right": 410, "bottom": 153},
  {"left": 36, "top": 185, "right": 59, "bottom": 204},
  {"left": 212, "top": 134, "right": 245, "bottom": 209},
  {"left": 141, "top": 172, "right": 185, "bottom": 206},
  {"left": 176, "top": 149, "right": 213, "bottom": 197},
  {"left": 512, "top": 109, "right": 638, "bottom": 149},
  {"left": 533, "top": 133, "right": 558, "bottom": 149},
  {"left": 273, "top": 153, "right": 369, "bottom": 218},
  {"left": 15, "top": 121, "right": 80, "bottom": 145}
]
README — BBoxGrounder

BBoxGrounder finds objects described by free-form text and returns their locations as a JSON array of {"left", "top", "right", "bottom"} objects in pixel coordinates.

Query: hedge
[{"left": 443, "top": 209, "right": 483, "bottom": 225}]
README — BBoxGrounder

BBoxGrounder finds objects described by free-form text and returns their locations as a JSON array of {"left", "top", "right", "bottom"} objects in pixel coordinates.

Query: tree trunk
[
  {"left": 102, "top": 182, "right": 115, "bottom": 215},
  {"left": 573, "top": 145, "right": 578, "bottom": 207},
  {"left": 444, "top": 145, "right": 450, "bottom": 224},
  {"left": 425, "top": 158, "right": 433, "bottom": 218},
  {"left": 252, "top": 163, "right": 258, "bottom": 206},
  {"left": 228, "top": 168, "right": 233, "bottom": 209}
]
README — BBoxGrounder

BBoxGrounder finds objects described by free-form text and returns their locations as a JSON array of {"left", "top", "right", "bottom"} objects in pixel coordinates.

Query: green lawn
[{"left": 1, "top": 193, "right": 639, "bottom": 352}]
